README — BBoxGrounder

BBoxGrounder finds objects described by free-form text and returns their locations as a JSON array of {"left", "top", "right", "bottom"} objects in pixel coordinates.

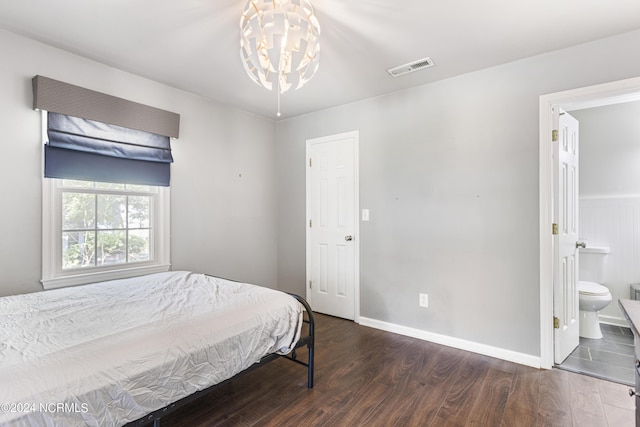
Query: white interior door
[
  {"left": 554, "top": 109, "right": 580, "bottom": 364},
  {"left": 306, "top": 131, "right": 358, "bottom": 320}
]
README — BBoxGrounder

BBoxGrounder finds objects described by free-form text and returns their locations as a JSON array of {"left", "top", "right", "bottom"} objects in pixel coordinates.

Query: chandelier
[{"left": 240, "top": 0, "right": 321, "bottom": 116}]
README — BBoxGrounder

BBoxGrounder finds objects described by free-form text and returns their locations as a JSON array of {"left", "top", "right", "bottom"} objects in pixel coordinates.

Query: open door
[{"left": 553, "top": 109, "right": 580, "bottom": 364}]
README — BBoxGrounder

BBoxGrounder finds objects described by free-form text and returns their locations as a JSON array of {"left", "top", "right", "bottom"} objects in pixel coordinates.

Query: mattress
[{"left": 0, "top": 271, "right": 303, "bottom": 426}]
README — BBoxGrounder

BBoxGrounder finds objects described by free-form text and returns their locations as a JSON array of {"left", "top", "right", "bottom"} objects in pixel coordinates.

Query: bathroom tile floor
[{"left": 558, "top": 324, "right": 635, "bottom": 386}]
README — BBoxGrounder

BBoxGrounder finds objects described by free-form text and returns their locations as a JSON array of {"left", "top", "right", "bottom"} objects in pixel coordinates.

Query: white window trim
[{"left": 41, "top": 179, "right": 171, "bottom": 289}]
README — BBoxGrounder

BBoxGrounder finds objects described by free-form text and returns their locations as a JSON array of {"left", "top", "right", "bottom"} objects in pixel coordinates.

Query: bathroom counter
[{"left": 620, "top": 299, "right": 640, "bottom": 339}]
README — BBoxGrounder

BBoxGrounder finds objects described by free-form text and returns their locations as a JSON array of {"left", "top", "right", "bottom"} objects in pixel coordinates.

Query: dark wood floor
[{"left": 160, "top": 313, "right": 635, "bottom": 427}]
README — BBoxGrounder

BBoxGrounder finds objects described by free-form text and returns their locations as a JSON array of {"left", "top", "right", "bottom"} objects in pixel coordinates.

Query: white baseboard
[
  {"left": 599, "top": 314, "right": 629, "bottom": 328},
  {"left": 358, "top": 317, "right": 541, "bottom": 369}
]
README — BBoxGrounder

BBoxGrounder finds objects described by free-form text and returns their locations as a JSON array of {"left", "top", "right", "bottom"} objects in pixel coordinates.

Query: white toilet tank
[{"left": 579, "top": 246, "right": 610, "bottom": 284}]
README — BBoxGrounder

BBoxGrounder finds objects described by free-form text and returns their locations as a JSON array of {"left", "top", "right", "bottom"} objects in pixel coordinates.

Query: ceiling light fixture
[{"left": 240, "top": 0, "right": 321, "bottom": 117}]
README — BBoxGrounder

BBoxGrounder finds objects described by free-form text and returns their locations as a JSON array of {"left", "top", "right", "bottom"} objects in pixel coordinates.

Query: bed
[{"left": 0, "top": 271, "right": 314, "bottom": 426}]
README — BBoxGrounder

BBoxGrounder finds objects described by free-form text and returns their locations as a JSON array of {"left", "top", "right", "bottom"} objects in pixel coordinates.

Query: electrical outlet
[{"left": 419, "top": 293, "right": 428, "bottom": 308}]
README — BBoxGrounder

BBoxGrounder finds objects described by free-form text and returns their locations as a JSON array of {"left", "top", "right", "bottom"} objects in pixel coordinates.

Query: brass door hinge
[
  {"left": 309, "top": 280, "right": 313, "bottom": 289},
  {"left": 553, "top": 316, "right": 560, "bottom": 329},
  {"left": 309, "top": 158, "right": 312, "bottom": 167},
  {"left": 309, "top": 219, "right": 312, "bottom": 228},
  {"left": 552, "top": 129, "right": 558, "bottom": 142},
  {"left": 552, "top": 223, "right": 558, "bottom": 235}
]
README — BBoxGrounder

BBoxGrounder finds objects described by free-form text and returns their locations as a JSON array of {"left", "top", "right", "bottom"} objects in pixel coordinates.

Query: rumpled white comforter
[{"left": 0, "top": 271, "right": 302, "bottom": 426}]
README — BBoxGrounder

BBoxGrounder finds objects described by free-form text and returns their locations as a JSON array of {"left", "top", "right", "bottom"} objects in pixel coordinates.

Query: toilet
[
  {"left": 578, "top": 246, "right": 612, "bottom": 339},
  {"left": 578, "top": 281, "right": 612, "bottom": 339}
]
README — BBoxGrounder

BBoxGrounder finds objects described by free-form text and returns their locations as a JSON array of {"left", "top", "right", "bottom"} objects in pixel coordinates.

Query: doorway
[
  {"left": 554, "top": 106, "right": 637, "bottom": 385},
  {"left": 305, "top": 131, "right": 360, "bottom": 321},
  {"left": 539, "top": 76, "right": 640, "bottom": 370}
]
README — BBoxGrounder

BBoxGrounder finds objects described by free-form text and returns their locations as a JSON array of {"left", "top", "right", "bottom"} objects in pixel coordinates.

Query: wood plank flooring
[{"left": 159, "top": 314, "right": 635, "bottom": 427}]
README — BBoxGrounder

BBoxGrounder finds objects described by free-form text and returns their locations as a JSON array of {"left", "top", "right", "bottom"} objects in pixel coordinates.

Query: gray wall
[
  {"left": 4, "top": 22, "right": 640, "bottom": 360},
  {"left": 276, "top": 30, "right": 640, "bottom": 357},
  {"left": 0, "top": 28, "right": 278, "bottom": 296},
  {"left": 573, "top": 101, "right": 640, "bottom": 197}
]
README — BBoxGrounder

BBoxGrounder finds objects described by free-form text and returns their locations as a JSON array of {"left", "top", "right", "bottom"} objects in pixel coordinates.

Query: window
[
  {"left": 61, "top": 180, "right": 154, "bottom": 269},
  {"left": 42, "top": 178, "right": 170, "bottom": 289},
  {"left": 34, "top": 77, "right": 179, "bottom": 289}
]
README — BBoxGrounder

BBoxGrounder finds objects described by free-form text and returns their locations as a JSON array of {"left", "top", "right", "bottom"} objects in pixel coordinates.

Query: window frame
[
  {"left": 41, "top": 110, "right": 171, "bottom": 290},
  {"left": 40, "top": 110, "right": 171, "bottom": 289},
  {"left": 42, "top": 178, "right": 171, "bottom": 289}
]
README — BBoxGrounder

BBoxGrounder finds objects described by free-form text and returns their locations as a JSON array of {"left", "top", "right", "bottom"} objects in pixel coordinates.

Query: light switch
[{"left": 362, "top": 209, "right": 370, "bottom": 221}]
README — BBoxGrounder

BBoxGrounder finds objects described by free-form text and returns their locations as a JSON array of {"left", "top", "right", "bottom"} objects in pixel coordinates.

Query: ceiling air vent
[{"left": 386, "top": 57, "right": 435, "bottom": 77}]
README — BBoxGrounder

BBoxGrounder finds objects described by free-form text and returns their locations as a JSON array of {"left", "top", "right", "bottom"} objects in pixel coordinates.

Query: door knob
[
  {"left": 576, "top": 241, "right": 586, "bottom": 249},
  {"left": 345, "top": 235, "right": 353, "bottom": 242}
]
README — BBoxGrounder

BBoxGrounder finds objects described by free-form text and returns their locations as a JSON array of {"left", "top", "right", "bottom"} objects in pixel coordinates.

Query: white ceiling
[{"left": 1, "top": 0, "right": 640, "bottom": 119}]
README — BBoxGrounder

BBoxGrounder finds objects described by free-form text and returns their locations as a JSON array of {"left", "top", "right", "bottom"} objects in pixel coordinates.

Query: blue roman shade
[
  {"left": 33, "top": 75, "right": 180, "bottom": 187},
  {"left": 45, "top": 113, "right": 173, "bottom": 186}
]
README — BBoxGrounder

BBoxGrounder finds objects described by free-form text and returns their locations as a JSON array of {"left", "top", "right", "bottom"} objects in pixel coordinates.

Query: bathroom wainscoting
[{"left": 580, "top": 196, "right": 640, "bottom": 326}]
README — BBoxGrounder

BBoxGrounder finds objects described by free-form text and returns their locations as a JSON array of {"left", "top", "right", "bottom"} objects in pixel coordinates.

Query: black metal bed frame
[{"left": 125, "top": 293, "right": 315, "bottom": 427}]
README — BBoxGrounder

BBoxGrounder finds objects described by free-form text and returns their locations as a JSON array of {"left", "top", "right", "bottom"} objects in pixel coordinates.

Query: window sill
[{"left": 41, "top": 264, "right": 171, "bottom": 290}]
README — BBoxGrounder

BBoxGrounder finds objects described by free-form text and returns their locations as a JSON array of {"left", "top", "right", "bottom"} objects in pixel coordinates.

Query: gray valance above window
[{"left": 33, "top": 75, "right": 180, "bottom": 186}]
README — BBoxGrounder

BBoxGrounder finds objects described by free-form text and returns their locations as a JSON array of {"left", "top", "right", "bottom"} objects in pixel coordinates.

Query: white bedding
[{"left": 0, "top": 271, "right": 303, "bottom": 426}]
